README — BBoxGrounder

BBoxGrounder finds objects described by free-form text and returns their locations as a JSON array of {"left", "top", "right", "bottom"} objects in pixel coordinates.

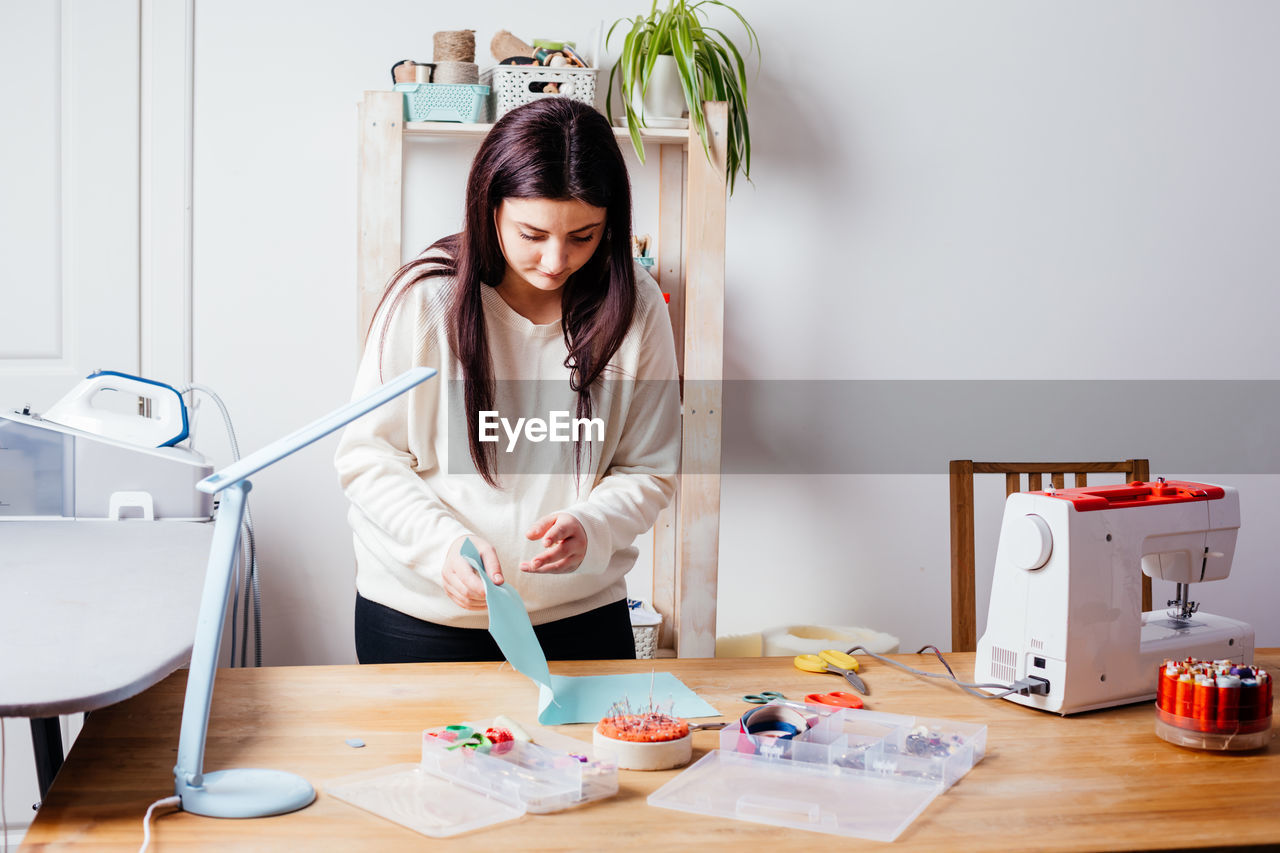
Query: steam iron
[{"left": 41, "top": 370, "right": 190, "bottom": 448}]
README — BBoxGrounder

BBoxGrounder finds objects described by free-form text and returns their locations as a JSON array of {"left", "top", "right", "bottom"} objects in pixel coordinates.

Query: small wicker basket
[
  {"left": 632, "top": 624, "right": 659, "bottom": 659},
  {"left": 628, "top": 598, "right": 663, "bottom": 660}
]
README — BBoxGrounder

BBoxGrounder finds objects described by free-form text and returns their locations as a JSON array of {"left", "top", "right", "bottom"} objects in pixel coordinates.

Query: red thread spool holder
[{"left": 1154, "top": 659, "right": 1272, "bottom": 751}]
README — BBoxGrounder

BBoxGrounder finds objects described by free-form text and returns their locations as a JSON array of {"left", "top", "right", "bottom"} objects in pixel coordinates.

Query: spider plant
[{"left": 607, "top": 0, "right": 760, "bottom": 193}]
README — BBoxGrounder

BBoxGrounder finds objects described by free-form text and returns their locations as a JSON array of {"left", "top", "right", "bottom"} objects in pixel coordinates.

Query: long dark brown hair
[{"left": 370, "top": 97, "right": 636, "bottom": 486}]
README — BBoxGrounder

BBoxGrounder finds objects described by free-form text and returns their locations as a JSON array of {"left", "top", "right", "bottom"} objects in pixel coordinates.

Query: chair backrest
[{"left": 949, "top": 459, "right": 1151, "bottom": 652}]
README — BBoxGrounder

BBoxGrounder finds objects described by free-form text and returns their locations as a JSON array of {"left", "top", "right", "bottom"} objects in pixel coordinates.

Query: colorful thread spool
[
  {"left": 733, "top": 702, "right": 814, "bottom": 756},
  {"left": 1154, "top": 658, "right": 1271, "bottom": 751}
]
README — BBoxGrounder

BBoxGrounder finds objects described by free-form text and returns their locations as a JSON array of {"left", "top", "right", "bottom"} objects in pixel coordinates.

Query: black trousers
[{"left": 355, "top": 593, "right": 637, "bottom": 664}]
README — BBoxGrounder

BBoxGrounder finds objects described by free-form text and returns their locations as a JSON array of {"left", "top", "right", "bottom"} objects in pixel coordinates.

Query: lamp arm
[
  {"left": 197, "top": 366, "right": 436, "bottom": 495},
  {"left": 174, "top": 480, "right": 250, "bottom": 789}
]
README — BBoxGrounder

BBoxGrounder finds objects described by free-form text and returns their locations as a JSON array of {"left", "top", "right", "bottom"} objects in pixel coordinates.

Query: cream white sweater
[{"left": 334, "top": 258, "right": 679, "bottom": 628}]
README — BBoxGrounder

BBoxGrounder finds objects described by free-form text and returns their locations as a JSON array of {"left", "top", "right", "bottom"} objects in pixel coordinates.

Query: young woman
[{"left": 334, "top": 97, "right": 680, "bottom": 664}]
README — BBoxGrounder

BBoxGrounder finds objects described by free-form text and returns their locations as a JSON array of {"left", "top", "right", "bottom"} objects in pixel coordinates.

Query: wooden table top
[{"left": 23, "top": 651, "right": 1279, "bottom": 851}]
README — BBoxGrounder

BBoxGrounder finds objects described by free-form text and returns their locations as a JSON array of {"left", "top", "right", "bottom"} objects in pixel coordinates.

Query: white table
[{"left": 0, "top": 520, "right": 213, "bottom": 796}]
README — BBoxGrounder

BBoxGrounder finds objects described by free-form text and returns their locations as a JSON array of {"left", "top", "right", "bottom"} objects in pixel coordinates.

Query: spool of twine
[
  {"left": 391, "top": 60, "right": 417, "bottom": 84},
  {"left": 432, "top": 60, "right": 478, "bottom": 85},
  {"left": 433, "top": 29, "right": 475, "bottom": 63},
  {"left": 490, "top": 30, "right": 533, "bottom": 63}
]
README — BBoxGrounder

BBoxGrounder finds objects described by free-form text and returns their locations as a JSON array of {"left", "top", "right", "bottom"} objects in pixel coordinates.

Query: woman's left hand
[{"left": 520, "top": 513, "right": 587, "bottom": 574}]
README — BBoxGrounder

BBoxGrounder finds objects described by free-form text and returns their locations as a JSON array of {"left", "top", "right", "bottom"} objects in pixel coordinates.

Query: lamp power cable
[
  {"left": 180, "top": 383, "right": 262, "bottom": 667},
  {"left": 137, "top": 795, "right": 180, "bottom": 853}
]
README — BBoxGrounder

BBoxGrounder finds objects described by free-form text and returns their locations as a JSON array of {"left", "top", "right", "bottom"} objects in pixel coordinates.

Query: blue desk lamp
[{"left": 173, "top": 367, "right": 436, "bottom": 817}]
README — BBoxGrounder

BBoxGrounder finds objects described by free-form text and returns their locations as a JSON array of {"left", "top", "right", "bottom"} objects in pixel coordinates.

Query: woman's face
[{"left": 494, "top": 198, "right": 606, "bottom": 294}]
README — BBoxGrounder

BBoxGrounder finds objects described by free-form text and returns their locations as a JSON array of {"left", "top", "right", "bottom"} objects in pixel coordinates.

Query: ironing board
[{"left": 0, "top": 520, "right": 213, "bottom": 797}]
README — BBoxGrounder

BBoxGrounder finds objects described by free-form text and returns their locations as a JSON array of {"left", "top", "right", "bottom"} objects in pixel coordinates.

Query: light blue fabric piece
[
  {"left": 461, "top": 539, "right": 719, "bottom": 724},
  {"left": 541, "top": 672, "right": 719, "bottom": 724},
  {"left": 461, "top": 538, "right": 551, "bottom": 688}
]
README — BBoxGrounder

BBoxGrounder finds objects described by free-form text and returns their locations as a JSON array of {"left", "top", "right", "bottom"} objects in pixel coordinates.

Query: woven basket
[
  {"left": 632, "top": 625, "right": 660, "bottom": 659},
  {"left": 480, "top": 65, "right": 599, "bottom": 120},
  {"left": 628, "top": 598, "right": 663, "bottom": 659}
]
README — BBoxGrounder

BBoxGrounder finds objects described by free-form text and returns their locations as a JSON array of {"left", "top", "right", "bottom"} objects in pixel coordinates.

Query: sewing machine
[{"left": 975, "top": 479, "right": 1253, "bottom": 714}]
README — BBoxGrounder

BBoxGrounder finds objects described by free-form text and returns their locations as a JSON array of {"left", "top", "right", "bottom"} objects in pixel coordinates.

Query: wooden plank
[
  {"left": 1051, "top": 472, "right": 1065, "bottom": 490},
  {"left": 1028, "top": 473, "right": 1042, "bottom": 491},
  {"left": 401, "top": 122, "right": 690, "bottom": 143},
  {"left": 1132, "top": 459, "right": 1153, "bottom": 610},
  {"left": 950, "top": 460, "right": 976, "bottom": 653},
  {"left": 652, "top": 141, "right": 686, "bottom": 654},
  {"left": 972, "top": 462, "right": 1132, "bottom": 474},
  {"left": 674, "top": 102, "right": 727, "bottom": 658},
  {"left": 356, "top": 91, "right": 404, "bottom": 351},
  {"left": 1004, "top": 473, "right": 1020, "bottom": 498},
  {"left": 658, "top": 142, "right": 687, "bottom": 377},
  {"left": 652, "top": 499, "right": 677, "bottom": 653},
  {"left": 1076, "top": 472, "right": 1088, "bottom": 487}
]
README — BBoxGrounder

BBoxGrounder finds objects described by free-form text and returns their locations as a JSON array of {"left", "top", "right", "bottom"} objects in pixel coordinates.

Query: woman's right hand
[{"left": 441, "top": 535, "right": 504, "bottom": 610}]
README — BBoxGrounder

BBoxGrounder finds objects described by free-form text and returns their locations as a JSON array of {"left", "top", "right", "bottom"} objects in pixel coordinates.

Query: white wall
[{"left": 188, "top": 0, "right": 1280, "bottom": 666}]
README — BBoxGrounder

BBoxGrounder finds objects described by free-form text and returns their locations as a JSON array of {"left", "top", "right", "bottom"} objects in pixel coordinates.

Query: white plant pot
[{"left": 630, "top": 54, "right": 687, "bottom": 121}]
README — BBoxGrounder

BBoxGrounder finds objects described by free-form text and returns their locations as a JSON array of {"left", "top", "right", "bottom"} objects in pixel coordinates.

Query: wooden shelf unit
[{"left": 355, "top": 91, "right": 726, "bottom": 657}]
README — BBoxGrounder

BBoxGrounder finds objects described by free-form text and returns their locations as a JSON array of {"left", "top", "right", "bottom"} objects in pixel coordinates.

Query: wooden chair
[{"left": 949, "top": 459, "right": 1151, "bottom": 652}]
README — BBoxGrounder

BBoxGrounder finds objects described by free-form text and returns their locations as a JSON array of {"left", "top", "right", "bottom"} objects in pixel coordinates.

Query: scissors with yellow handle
[{"left": 794, "top": 649, "right": 869, "bottom": 695}]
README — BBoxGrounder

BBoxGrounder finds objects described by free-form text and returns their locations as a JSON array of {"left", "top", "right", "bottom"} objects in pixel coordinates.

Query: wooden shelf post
[
  {"left": 668, "top": 102, "right": 728, "bottom": 658},
  {"left": 356, "top": 91, "right": 404, "bottom": 349}
]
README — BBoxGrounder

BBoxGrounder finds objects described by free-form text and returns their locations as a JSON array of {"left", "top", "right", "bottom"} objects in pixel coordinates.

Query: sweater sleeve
[
  {"left": 333, "top": 278, "right": 470, "bottom": 586},
  {"left": 563, "top": 276, "right": 681, "bottom": 574}
]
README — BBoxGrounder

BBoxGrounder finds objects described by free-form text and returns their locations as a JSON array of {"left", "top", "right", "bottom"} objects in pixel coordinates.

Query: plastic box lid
[
  {"left": 649, "top": 750, "right": 942, "bottom": 842},
  {"left": 325, "top": 763, "right": 525, "bottom": 838}
]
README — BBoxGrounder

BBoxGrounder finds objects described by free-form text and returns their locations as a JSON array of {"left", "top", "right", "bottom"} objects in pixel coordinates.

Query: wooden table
[{"left": 22, "top": 652, "right": 1279, "bottom": 851}]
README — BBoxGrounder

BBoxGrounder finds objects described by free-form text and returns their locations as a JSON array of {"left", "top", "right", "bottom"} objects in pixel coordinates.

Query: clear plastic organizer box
[
  {"left": 394, "top": 82, "right": 490, "bottom": 123},
  {"left": 325, "top": 719, "right": 617, "bottom": 838},
  {"left": 418, "top": 723, "right": 617, "bottom": 814},
  {"left": 649, "top": 704, "right": 987, "bottom": 842}
]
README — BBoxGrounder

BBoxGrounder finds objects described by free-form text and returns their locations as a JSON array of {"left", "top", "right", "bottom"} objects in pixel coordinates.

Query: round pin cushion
[{"left": 592, "top": 714, "right": 692, "bottom": 771}]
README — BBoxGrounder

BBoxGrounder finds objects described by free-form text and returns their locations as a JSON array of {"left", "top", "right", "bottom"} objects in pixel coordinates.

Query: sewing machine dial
[{"left": 1007, "top": 514, "right": 1053, "bottom": 571}]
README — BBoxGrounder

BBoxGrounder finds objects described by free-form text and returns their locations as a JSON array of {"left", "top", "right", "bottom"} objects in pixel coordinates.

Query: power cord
[
  {"left": 846, "top": 645, "right": 1051, "bottom": 699},
  {"left": 138, "top": 795, "right": 180, "bottom": 853},
  {"left": 181, "top": 383, "right": 262, "bottom": 667}
]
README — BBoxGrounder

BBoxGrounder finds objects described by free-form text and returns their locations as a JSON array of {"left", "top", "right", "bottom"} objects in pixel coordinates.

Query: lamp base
[{"left": 178, "top": 768, "right": 316, "bottom": 818}]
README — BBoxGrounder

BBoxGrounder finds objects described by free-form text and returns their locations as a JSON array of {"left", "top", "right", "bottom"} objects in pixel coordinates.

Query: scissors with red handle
[{"left": 804, "top": 691, "right": 864, "bottom": 709}]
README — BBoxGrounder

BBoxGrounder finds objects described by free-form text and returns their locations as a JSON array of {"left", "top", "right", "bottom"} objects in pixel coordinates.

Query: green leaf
[
  {"left": 703, "top": 27, "right": 748, "bottom": 100},
  {"left": 670, "top": 13, "right": 708, "bottom": 153},
  {"left": 644, "top": 11, "right": 674, "bottom": 82},
  {"left": 702, "top": 52, "right": 727, "bottom": 101},
  {"left": 606, "top": 62, "right": 620, "bottom": 124}
]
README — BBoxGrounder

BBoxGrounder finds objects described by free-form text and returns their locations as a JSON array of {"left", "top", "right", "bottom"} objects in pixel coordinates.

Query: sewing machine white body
[{"left": 975, "top": 480, "right": 1254, "bottom": 715}]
